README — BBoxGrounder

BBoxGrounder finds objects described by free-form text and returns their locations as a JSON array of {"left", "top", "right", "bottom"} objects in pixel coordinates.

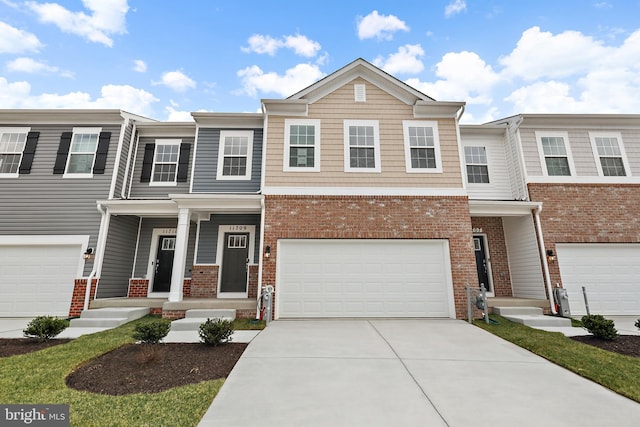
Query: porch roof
[{"left": 469, "top": 200, "right": 540, "bottom": 217}]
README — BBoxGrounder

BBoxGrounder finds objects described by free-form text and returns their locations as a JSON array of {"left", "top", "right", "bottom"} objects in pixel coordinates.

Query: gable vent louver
[{"left": 354, "top": 84, "right": 366, "bottom": 102}]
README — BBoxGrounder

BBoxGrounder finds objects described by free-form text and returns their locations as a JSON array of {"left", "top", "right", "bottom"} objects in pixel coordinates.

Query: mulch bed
[
  {"left": 65, "top": 343, "right": 248, "bottom": 395},
  {"left": 570, "top": 335, "right": 640, "bottom": 358},
  {"left": 0, "top": 338, "right": 72, "bottom": 357}
]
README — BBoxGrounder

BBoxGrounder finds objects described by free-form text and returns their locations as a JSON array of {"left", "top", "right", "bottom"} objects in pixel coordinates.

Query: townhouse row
[{"left": 1, "top": 59, "right": 638, "bottom": 320}]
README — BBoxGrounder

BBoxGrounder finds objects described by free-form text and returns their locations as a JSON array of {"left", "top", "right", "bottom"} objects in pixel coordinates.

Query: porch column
[{"left": 169, "top": 208, "right": 191, "bottom": 302}]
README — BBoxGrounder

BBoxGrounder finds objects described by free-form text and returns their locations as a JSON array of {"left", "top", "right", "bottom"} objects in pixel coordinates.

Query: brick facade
[
  {"left": 190, "top": 265, "right": 219, "bottom": 298},
  {"left": 69, "top": 278, "right": 98, "bottom": 318},
  {"left": 262, "top": 195, "right": 478, "bottom": 319},
  {"left": 471, "top": 217, "right": 513, "bottom": 297},
  {"left": 528, "top": 183, "right": 640, "bottom": 287},
  {"left": 128, "top": 279, "right": 149, "bottom": 298}
]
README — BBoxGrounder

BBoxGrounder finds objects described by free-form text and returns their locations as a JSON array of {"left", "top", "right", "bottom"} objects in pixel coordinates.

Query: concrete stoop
[
  {"left": 69, "top": 307, "right": 150, "bottom": 328},
  {"left": 493, "top": 306, "right": 572, "bottom": 327},
  {"left": 170, "top": 309, "right": 237, "bottom": 332}
]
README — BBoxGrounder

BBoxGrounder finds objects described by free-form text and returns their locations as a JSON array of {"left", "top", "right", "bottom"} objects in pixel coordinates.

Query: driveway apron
[{"left": 199, "top": 319, "right": 640, "bottom": 427}]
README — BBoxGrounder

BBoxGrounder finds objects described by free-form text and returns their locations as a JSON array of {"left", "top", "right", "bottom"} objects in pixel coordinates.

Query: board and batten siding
[
  {"left": 462, "top": 134, "right": 513, "bottom": 200},
  {"left": 132, "top": 218, "right": 196, "bottom": 278},
  {"left": 191, "top": 128, "right": 263, "bottom": 193},
  {"left": 503, "top": 215, "right": 546, "bottom": 299},
  {"left": 128, "top": 136, "right": 194, "bottom": 198},
  {"left": 196, "top": 214, "right": 261, "bottom": 264},
  {"left": 98, "top": 215, "right": 139, "bottom": 297},
  {"left": 265, "top": 77, "right": 463, "bottom": 188},
  {"left": 0, "top": 123, "right": 121, "bottom": 276}
]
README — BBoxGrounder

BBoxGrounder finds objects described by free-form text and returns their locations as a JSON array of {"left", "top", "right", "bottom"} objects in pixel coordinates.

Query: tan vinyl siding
[{"left": 265, "top": 78, "right": 463, "bottom": 188}]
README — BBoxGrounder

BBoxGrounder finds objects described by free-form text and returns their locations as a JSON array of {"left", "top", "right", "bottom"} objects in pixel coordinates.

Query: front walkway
[{"left": 199, "top": 319, "right": 640, "bottom": 427}]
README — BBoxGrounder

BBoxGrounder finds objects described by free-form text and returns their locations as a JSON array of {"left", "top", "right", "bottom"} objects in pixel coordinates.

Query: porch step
[
  {"left": 69, "top": 307, "right": 150, "bottom": 328},
  {"left": 494, "top": 306, "right": 571, "bottom": 327},
  {"left": 170, "top": 309, "right": 237, "bottom": 332}
]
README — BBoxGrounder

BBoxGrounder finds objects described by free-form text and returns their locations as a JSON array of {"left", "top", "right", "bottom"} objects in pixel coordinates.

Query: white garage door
[
  {"left": 0, "top": 243, "right": 84, "bottom": 317},
  {"left": 277, "top": 239, "right": 454, "bottom": 318},
  {"left": 556, "top": 244, "right": 640, "bottom": 316}
]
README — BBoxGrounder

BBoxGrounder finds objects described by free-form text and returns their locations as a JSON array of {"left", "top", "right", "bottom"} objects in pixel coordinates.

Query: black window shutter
[
  {"left": 53, "top": 132, "right": 73, "bottom": 174},
  {"left": 140, "top": 143, "right": 155, "bottom": 182},
  {"left": 92, "top": 131, "right": 111, "bottom": 174},
  {"left": 177, "top": 143, "right": 191, "bottom": 182},
  {"left": 18, "top": 131, "right": 40, "bottom": 174}
]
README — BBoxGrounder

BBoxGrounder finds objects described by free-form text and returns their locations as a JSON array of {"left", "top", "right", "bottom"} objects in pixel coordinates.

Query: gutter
[{"left": 534, "top": 204, "right": 557, "bottom": 315}]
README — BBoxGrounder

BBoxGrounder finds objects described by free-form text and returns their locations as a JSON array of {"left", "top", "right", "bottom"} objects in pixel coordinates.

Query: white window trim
[
  {"left": 343, "top": 120, "right": 381, "bottom": 173},
  {"left": 216, "top": 130, "right": 253, "bottom": 181},
  {"left": 464, "top": 145, "right": 490, "bottom": 184},
  {"left": 403, "top": 120, "right": 442, "bottom": 173},
  {"left": 588, "top": 131, "right": 632, "bottom": 177},
  {"left": 535, "top": 131, "right": 576, "bottom": 177},
  {"left": 63, "top": 127, "right": 101, "bottom": 178},
  {"left": 283, "top": 119, "right": 320, "bottom": 172},
  {"left": 0, "top": 127, "right": 30, "bottom": 178},
  {"left": 149, "top": 139, "right": 181, "bottom": 187}
]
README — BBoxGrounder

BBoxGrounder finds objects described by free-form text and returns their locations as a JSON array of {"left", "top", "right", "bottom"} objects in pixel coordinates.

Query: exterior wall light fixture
[
  {"left": 546, "top": 249, "right": 556, "bottom": 262},
  {"left": 83, "top": 247, "right": 95, "bottom": 260},
  {"left": 265, "top": 245, "right": 271, "bottom": 259}
]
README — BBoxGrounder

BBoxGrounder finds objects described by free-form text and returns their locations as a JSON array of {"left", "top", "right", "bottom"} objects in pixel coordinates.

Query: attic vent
[{"left": 354, "top": 84, "right": 366, "bottom": 102}]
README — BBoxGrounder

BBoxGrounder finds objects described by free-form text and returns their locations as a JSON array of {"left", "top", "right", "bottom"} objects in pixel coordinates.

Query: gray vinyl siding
[
  {"left": 192, "top": 128, "right": 263, "bottom": 193},
  {"left": 0, "top": 123, "right": 122, "bottom": 276},
  {"left": 113, "top": 121, "right": 134, "bottom": 198},
  {"left": 98, "top": 215, "right": 139, "bottom": 297},
  {"left": 196, "top": 214, "right": 261, "bottom": 264},
  {"left": 133, "top": 218, "right": 196, "bottom": 278},
  {"left": 503, "top": 215, "right": 546, "bottom": 299},
  {"left": 128, "top": 136, "right": 194, "bottom": 199}
]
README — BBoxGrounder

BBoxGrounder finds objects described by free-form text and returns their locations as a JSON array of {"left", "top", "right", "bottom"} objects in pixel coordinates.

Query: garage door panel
[
  {"left": 277, "top": 239, "right": 454, "bottom": 318},
  {"left": 556, "top": 244, "right": 640, "bottom": 316}
]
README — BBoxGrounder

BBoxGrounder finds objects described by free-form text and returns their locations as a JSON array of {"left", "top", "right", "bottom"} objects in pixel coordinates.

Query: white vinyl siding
[
  {"left": 151, "top": 140, "right": 180, "bottom": 185},
  {"left": 403, "top": 121, "right": 442, "bottom": 173},
  {"left": 217, "top": 130, "right": 253, "bottom": 180},
  {"left": 64, "top": 127, "right": 101, "bottom": 177},
  {"left": 502, "top": 216, "right": 546, "bottom": 299},
  {"left": 0, "top": 128, "right": 29, "bottom": 177},
  {"left": 284, "top": 119, "right": 320, "bottom": 172},
  {"left": 462, "top": 134, "right": 513, "bottom": 200},
  {"left": 344, "top": 120, "right": 381, "bottom": 173},
  {"left": 535, "top": 131, "right": 575, "bottom": 177},
  {"left": 589, "top": 132, "right": 630, "bottom": 177}
]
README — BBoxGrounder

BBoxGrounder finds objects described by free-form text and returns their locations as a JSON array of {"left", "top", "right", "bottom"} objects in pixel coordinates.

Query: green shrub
[
  {"left": 23, "top": 316, "right": 69, "bottom": 342},
  {"left": 199, "top": 318, "right": 233, "bottom": 346},
  {"left": 132, "top": 318, "right": 171, "bottom": 344},
  {"left": 581, "top": 314, "right": 618, "bottom": 340}
]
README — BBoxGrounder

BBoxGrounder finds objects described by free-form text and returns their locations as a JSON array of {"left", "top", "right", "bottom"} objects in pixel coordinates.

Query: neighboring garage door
[
  {"left": 0, "top": 242, "right": 84, "bottom": 317},
  {"left": 277, "top": 239, "right": 454, "bottom": 318},
  {"left": 556, "top": 244, "right": 640, "bottom": 315}
]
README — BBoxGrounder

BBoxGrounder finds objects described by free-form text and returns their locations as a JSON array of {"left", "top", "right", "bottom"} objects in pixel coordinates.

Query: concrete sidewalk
[{"left": 199, "top": 319, "right": 640, "bottom": 427}]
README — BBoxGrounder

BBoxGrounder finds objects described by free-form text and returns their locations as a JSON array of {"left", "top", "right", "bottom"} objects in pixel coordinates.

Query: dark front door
[
  {"left": 153, "top": 235, "right": 175, "bottom": 292},
  {"left": 220, "top": 233, "right": 250, "bottom": 293},
  {"left": 473, "top": 235, "right": 492, "bottom": 293}
]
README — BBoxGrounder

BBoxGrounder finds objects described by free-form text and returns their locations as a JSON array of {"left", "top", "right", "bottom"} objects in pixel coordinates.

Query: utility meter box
[{"left": 554, "top": 287, "right": 571, "bottom": 317}]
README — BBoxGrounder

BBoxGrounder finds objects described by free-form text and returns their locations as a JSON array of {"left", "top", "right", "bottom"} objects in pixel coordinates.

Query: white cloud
[
  {"left": 242, "top": 33, "right": 321, "bottom": 57},
  {"left": 133, "top": 59, "right": 147, "bottom": 73},
  {"left": 237, "top": 63, "right": 326, "bottom": 97},
  {"left": 445, "top": 0, "right": 467, "bottom": 17},
  {"left": 0, "top": 21, "right": 43, "bottom": 53},
  {"left": 373, "top": 44, "right": 425, "bottom": 75},
  {"left": 165, "top": 106, "right": 194, "bottom": 121},
  {"left": 155, "top": 70, "right": 196, "bottom": 92},
  {"left": 357, "top": 10, "right": 409, "bottom": 40},
  {"left": 6, "top": 57, "right": 58, "bottom": 73},
  {"left": 25, "top": 0, "right": 129, "bottom": 47}
]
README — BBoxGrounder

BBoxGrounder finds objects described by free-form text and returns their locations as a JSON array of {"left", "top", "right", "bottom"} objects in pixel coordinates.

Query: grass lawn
[
  {"left": 0, "top": 316, "right": 264, "bottom": 427},
  {"left": 475, "top": 315, "right": 640, "bottom": 403}
]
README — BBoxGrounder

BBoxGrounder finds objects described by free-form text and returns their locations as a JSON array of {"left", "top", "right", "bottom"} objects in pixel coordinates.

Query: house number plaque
[
  {"left": 472, "top": 228, "right": 483, "bottom": 233},
  {"left": 229, "top": 225, "right": 248, "bottom": 231}
]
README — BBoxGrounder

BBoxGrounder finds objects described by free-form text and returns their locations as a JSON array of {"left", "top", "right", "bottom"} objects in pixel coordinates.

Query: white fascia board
[
  {"left": 469, "top": 200, "right": 540, "bottom": 217},
  {"left": 0, "top": 235, "right": 90, "bottom": 246},
  {"left": 262, "top": 186, "right": 467, "bottom": 197},
  {"left": 98, "top": 199, "right": 178, "bottom": 216},
  {"left": 191, "top": 113, "right": 264, "bottom": 128},
  {"left": 0, "top": 110, "right": 126, "bottom": 125},
  {"left": 261, "top": 100, "right": 308, "bottom": 116},
  {"left": 526, "top": 176, "right": 640, "bottom": 184},
  {"left": 135, "top": 122, "right": 196, "bottom": 138},
  {"left": 413, "top": 101, "right": 466, "bottom": 118},
  {"left": 169, "top": 193, "right": 263, "bottom": 212}
]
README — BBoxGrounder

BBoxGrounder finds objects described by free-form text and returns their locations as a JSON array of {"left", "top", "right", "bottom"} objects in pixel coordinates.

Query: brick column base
[
  {"left": 190, "top": 265, "right": 219, "bottom": 298},
  {"left": 69, "top": 278, "right": 98, "bottom": 318},
  {"left": 128, "top": 279, "right": 149, "bottom": 298}
]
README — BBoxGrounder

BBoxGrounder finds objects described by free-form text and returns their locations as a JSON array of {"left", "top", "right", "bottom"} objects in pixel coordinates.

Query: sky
[{"left": 1, "top": 0, "right": 639, "bottom": 123}]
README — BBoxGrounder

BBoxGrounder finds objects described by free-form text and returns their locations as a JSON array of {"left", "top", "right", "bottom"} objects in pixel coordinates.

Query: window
[
  {"left": 284, "top": 119, "right": 320, "bottom": 172},
  {"left": 0, "top": 128, "right": 29, "bottom": 176},
  {"left": 535, "top": 132, "right": 574, "bottom": 177},
  {"left": 590, "top": 132, "right": 629, "bottom": 177},
  {"left": 402, "top": 121, "right": 442, "bottom": 173},
  {"left": 217, "top": 130, "right": 253, "bottom": 180},
  {"left": 344, "top": 120, "right": 381, "bottom": 172},
  {"left": 464, "top": 146, "right": 489, "bottom": 183},
  {"left": 151, "top": 141, "right": 180, "bottom": 184},
  {"left": 65, "top": 128, "right": 101, "bottom": 176}
]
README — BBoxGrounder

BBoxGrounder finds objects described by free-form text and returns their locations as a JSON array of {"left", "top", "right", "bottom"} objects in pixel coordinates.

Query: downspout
[
  {"left": 84, "top": 203, "right": 108, "bottom": 311},
  {"left": 534, "top": 204, "right": 557, "bottom": 315},
  {"left": 256, "top": 197, "right": 266, "bottom": 319}
]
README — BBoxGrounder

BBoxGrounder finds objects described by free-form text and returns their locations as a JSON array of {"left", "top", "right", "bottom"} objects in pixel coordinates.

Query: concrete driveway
[{"left": 200, "top": 319, "right": 640, "bottom": 427}]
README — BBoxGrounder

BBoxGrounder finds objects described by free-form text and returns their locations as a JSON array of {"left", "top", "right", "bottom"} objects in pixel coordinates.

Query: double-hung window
[
  {"left": 536, "top": 132, "right": 574, "bottom": 176},
  {"left": 217, "top": 130, "right": 253, "bottom": 180},
  {"left": 344, "top": 120, "right": 381, "bottom": 172},
  {"left": 284, "top": 119, "right": 320, "bottom": 172},
  {"left": 464, "top": 146, "right": 490, "bottom": 183},
  {"left": 151, "top": 140, "right": 180, "bottom": 184},
  {"left": 0, "top": 128, "right": 29, "bottom": 176},
  {"left": 589, "top": 132, "right": 629, "bottom": 177},
  {"left": 65, "top": 128, "right": 101, "bottom": 176},
  {"left": 403, "top": 121, "right": 442, "bottom": 173}
]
